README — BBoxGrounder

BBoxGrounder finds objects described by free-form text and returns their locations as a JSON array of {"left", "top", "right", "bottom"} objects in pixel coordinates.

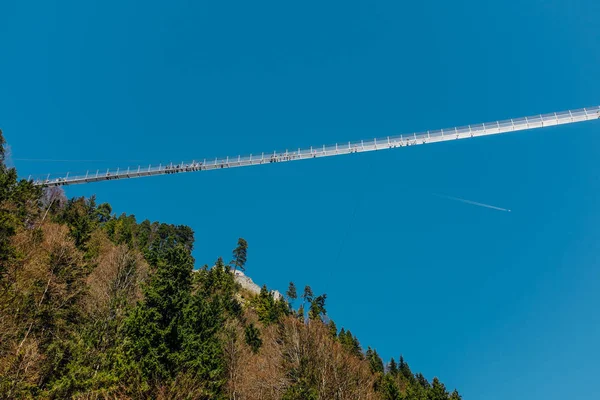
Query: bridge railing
[{"left": 30, "top": 106, "right": 600, "bottom": 186}]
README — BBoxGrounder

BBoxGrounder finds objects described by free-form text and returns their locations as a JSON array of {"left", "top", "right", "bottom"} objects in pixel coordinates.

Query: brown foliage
[
  {"left": 1, "top": 222, "right": 85, "bottom": 396},
  {"left": 0, "top": 224, "right": 148, "bottom": 398},
  {"left": 279, "top": 316, "right": 378, "bottom": 400},
  {"left": 153, "top": 372, "right": 219, "bottom": 400},
  {"left": 222, "top": 311, "right": 379, "bottom": 400},
  {"left": 224, "top": 315, "right": 287, "bottom": 400},
  {"left": 85, "top": 230, "right": 148, "bottom": 320}
]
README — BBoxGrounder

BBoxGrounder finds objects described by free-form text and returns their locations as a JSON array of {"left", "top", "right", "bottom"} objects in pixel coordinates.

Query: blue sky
[{"left": 2, "top": 1, "right": 600, "bottom": 398}]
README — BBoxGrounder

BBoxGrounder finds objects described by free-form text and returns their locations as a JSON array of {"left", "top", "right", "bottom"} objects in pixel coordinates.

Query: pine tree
[
  {"left": 57, "top": 196, "right": 110, "bottom": 249},
  {"left": 399, "top": 355, "right": 413, "bottom": 380},
  {"left": 252, "top": 284, "right": 288, "bottom": 324},
  {"left": 301, "top": 285, "right": 313, "bottom": 305},
  {"left": 308, "top": 294, "right": 327, "bottom": 321},
  {"left": 179, "top": 284, "right": 225, "bottom": 395},
  {"left": 416, "top": 372, "right": 430, "bottom": 389},
  {"left": 244, "top": 323, "right": 262, "bottom": 353},
  {"left": 122, "top": 244, "right": 194, "bottom": 381},
  {"left": 327, "top": 320, "right": 338, "bottom": 338},
  {"left": 338, "top": 328, "right": 363, "bottom": 359},
  {"left": 406, "top": 382, "right": 428, "bottom": 400},
  {"left": 381, "top": 374, "right": 401, "bottom": 400},
  {"left": 366, "top": 347, "right": 384, "bottom": 374},
  {"left": 0, "top": 143, "right": 463, "bottom": 398},
  {"left": 388, "top": 358, "right": 398, "bottom": 375},
  {"left": 287, "top": 281, "right": 297, "bottom": 302},
  {"left": 428, "top": 377, "right": 449, "bottom": 400},
  {"left": 230, "top": 237, "right": 248, "bottom": 273}
]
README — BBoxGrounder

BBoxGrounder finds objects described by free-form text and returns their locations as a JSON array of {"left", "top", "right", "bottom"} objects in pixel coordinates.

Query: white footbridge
[{"left": 31, "top": 106, "right": 600, "bottom": 187}]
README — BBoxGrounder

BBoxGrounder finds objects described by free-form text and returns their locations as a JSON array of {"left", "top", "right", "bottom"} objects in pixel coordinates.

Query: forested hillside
[{"left": 0, "top": 131, "right": 461, "bottom": 399}]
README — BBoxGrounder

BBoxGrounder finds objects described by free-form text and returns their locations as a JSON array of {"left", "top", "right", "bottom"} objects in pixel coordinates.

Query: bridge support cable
[{"left": 30, "top": 106, "right": 600, "bottom": 187}]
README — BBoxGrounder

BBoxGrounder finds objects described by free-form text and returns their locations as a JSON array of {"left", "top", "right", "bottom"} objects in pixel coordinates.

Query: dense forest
[{"left": 0, "top": 131, "right": 461, "bottom": 399}]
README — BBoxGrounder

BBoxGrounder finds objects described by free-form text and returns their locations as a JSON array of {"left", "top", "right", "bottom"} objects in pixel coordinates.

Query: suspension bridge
[{"left": 29, "top": 106, "right": 600, "bottom": 187}]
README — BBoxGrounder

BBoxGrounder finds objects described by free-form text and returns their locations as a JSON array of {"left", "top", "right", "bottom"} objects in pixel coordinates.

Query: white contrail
[{"left": 433, "top": 193, "right": 511, "bottom": 212}]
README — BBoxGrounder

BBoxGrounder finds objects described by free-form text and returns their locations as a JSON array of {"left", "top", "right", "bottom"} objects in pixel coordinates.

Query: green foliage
[
  {"left": 194, "top": 257, "right": 241, "bottom": 318},
  {"left": 429, "top": 377, "right": 450, "bottom": 400},
  {"left": 366, "top": 347, "right": 384, "bottom": 374},
  {"left": 301, "top": 285, "right": 313, "bottom": 304},
  {"left": 308, "top": 293, "right": 327, "bottom": 321},
  {"left": 104, "top": 215, "right": 195, "bottom": 266},
  {"left": 244, "top": 323, "right": 262, "bottom": 353},
  {"left": 338, "top": 328, "right": 363, "bottom": 359},
  {"left": 287, "top": 281, "right": 297, "bottom": 301},
  {"left": 55, "top": 196, "right": 112, "bottom": 249},
  {"left": 389, "top": 357, "right": 398, "bottom": 375},
  {"left": 122, "top": 245, "right": 194, "bottom": 381},
  {"left": 381, "top": 373, "right": 401, "bottom": 400},
  {"left": 179, "top": 287, "right": 226, "bottom": 395},
  {"left": 406, "top": 382, "right": 429, "bottom": 400},
  {"left": 399, "top": 355, "right": 414, "bottom": 381},
  {"left": 119, "top": 247, "right": 236, "bottom": 398},
  {"left": 0, "top": 134, "right": 460, "bottom": 399},
  {"left": 416, "top": 372, "right": 430, "bottom": 389},
  {"left": 282, "top": 382, "right": 318, "bottom": 400},
  {"left": 0, "top": 132, "right": 41, "bottom": 279},
  {"left": 230, "top": 237, "right": 248, "bottom": 272},
  {"left": 251, "top": 284, "right": 289, "bottom": 324},
  {"left": 327, "top": 319, "right": 337, "bottom": 338}
]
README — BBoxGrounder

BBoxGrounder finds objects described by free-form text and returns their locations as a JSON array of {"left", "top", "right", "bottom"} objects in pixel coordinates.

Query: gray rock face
[{"left": 234, "top": 270, "right": 283, "bottom": 301}]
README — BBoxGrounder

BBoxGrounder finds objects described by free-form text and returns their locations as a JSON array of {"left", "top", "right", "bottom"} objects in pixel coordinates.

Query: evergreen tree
[
  {"left": 179, "top": 284, "right": 225, "bottom": 396},
  {"left": 416, "top": 372, "right": 430, "bottom": 389},
  {"left": 286, "top": 281, "right": 297, "bottom": 302},
  {"left": 252, "top": 284, "right": 288, "bottom": 324},
  {"left": 308, "top": 294, "right": 327, "bottom": 321},
  {"left": 122, "top": 245, "right": 194, "bottom": 381},
  {"left": 301, "top": 285, "right": 313, "bottom": 305},
  {"left": 399, "top": 355, "right": 413, "bottom": 380},
  {"left": 381, "top": 374, "right": 401, "bottom": 400},
  {"left": 388, "top": 357, "right": 398, "bottom": 375},
  {"left": 428, "top": 377, "right": 449, "bottom": 400},
  {"left": 0, "top": 129, "right": 40, "bottom": 281},
  {"left": 338, "top": 328, "right": 349, "bottom": 350},
  {"left": 406, "top": 382, "right": 429, "bottom": 400},
  {"left": 327, "top": 320, "right": 338, "bottom": 338},
  {"left": 366, "top": 347, "right": 384, "bottom": 374},
  {"left": 96, "top": 202, "right": 112, "bottom": 223},
  {"left": 338, "top": 328, "right": 363, "bottom": 359},
  {"left": 244, "top": 323, "right": 262, "bottom": 353},
  {"left": 0, "top": 141, "right": 461, "bottom": 398},
  {"left": 230, "top": 237, "right": 248, "bottom": 273}
]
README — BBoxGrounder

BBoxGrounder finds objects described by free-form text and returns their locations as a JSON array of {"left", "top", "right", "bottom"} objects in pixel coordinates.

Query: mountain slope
[{"left": 0, "top": 132, "right": 460, "bottom": 399}]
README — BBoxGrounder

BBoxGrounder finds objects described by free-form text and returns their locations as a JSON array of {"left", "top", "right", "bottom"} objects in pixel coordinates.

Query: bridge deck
[{"left": 31, "top": 106, "right": 600, "bottom": 187}]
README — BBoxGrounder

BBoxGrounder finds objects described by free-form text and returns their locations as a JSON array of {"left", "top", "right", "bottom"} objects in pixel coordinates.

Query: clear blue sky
[{"left": 2, "top": 1, "right": 599, "bottom": 398}]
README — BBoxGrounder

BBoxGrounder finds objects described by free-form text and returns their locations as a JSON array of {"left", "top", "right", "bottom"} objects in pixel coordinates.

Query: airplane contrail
[{"left": 433, "top": 193, "right": 511, "bottom": 212}]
